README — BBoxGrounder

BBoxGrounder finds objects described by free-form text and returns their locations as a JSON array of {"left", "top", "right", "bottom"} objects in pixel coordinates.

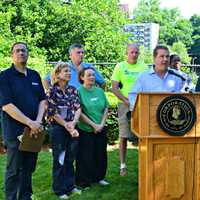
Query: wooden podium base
[{"left": 139, "top": 138, "right": 200, "bottom": 200}]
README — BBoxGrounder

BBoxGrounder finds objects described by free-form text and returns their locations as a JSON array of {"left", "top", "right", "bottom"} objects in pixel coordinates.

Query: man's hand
[{"left": 27, "top": 120, "right": 43, "bottom": 135}]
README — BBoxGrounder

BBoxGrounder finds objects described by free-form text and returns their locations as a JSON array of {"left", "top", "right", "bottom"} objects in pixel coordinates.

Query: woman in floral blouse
[{"left": 47, "top": 62, "right": 81, "bottom": 199}]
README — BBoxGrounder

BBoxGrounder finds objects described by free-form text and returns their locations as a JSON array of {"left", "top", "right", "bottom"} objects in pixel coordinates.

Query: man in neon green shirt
[{"left": 111, "top": 44, "right": 147, "bottom": 176}]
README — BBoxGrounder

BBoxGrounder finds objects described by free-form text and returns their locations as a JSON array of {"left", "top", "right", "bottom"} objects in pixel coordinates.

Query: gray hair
[{"left": 68, "top": 43, "right": 84, "bottom": 54}]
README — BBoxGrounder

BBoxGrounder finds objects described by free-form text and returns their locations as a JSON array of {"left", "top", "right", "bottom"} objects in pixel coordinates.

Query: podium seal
[{"left": 156, "top": 95, "right": 196, "bottom": 136}]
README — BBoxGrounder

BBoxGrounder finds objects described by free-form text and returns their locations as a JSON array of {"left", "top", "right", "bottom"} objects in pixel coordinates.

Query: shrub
[{"left": 105, "top": 106, "right": 119, "bottom": 145}]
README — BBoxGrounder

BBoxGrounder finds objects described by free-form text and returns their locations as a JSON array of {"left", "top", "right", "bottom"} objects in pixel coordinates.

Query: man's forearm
[
  {"left": 36, "top": 100, "right": 47, "bottom": 123},
  {"left": 2, "top": 103, "right": 32, "bottom": 126},
  {"left": 112, "top": 88, "right": 128, "bottom": 104}
]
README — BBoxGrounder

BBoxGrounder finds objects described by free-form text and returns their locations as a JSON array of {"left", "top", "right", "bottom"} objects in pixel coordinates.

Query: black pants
[
  {"left": 76, "top": 128, "right": 107, "bottom": 187},
  {"left": 4, "top": 140, "right": 38, "bottom": 200}
]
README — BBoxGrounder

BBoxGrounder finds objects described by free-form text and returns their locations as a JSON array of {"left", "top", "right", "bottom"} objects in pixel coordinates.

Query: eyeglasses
[
  {"left": 13, "top": 48, "right": 27, "bottom": 53},
  {"left": 76, "top": 50, "right": 84, "bottom": 54}
]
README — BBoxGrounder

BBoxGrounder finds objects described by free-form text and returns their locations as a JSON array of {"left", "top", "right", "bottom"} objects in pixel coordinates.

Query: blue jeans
[
  {"left": 4, "top": 140, "right": 38, "bottom": 200},
  {"left": 49, "top": 124, "right": 79, "bottom": 195}
]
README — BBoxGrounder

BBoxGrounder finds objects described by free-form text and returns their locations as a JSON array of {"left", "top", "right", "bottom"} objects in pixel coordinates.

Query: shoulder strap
[{"left": 168, "top": 69, "right": 186, "bottom": 81}]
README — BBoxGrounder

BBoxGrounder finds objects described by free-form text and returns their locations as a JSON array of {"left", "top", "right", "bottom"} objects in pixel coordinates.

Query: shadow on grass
[{"left": 0, "top": 147, "right": 138, "bottom": 200}]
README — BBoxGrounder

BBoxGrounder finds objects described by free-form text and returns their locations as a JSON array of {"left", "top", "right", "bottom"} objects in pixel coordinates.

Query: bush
[{"left": 105, "top": 107, "right": 119, "bottom": 145}]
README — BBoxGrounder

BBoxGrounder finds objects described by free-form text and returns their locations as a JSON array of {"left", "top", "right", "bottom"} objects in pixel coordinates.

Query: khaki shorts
[{"left": 117, "top": 103, "right": 132, "bottom": 138}]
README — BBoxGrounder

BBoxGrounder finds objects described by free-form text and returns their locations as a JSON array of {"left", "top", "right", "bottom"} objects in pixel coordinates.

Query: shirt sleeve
[
  {"left": 91, "top": 65, "right": 105, "bottom": 86},
  {"left": 44, "top": 73, "right": 51, "bottom": 82},
  {"left": 72, "top": 88, "right": 81, "bottom": 111},
  {"left": 128, "top": 75, "right": 144, "bottom": 111},
  {"left": 0, "top": 72, "right": 13, "bottom": 106},
  {"left": 186, "top": 74, "right": 195, "bottom": 91},
  {"left": 47, "top": 87, "right": 58, "bottom": 118},
  {"left": 36, "top": 72, "right": 46, "bottom": 101},
  {"left": 111, "top": 63, "right": 121, "bottom": 82}
]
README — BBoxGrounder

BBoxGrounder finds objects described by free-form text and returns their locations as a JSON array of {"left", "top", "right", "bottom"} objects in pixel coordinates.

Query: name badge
[
  {"left": 58, "top": 106, "right": 68, "bottom": 119},
  {"left": 32, "top": 82, "right": 39, "bottom": 85},
  {"left": 90, "top": 97, "right": 98, "bottom": 101}
]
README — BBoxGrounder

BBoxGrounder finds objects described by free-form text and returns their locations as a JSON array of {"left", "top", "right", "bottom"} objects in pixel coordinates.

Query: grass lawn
[{"left": 0, "top": 145, "right": 138, "bottom": 200}]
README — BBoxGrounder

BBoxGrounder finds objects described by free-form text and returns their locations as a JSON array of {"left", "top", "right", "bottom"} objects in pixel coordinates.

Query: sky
[{"left": 120, "top": 0, "right": 200, "bottom": 19}]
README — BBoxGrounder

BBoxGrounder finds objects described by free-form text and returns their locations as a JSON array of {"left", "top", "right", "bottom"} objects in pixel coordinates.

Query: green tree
[
  {"left": 138, "top": 45, "right": 153, "bottom": 64},
  {"left": 0, "top": 0, "right": 130, "bottom": 75},
  {"left": 189, "top": 14, "right": 200, "bottom": 64},
  {"left": 133, "top": 0, "right": 193, "bottom": 46},
  {"left": 133, "top": 0, "right": 161, "bottom": 23},
  {"left": 171, "top": 41, "right": 191, "bottom": 63},
  {"left": 0, "top": 0, "right": 129, "bottom": 62}
]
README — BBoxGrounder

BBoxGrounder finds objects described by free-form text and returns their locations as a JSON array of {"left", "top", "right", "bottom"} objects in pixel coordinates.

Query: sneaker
[
  {"left": 120, "top": 163, "right": 127, "bottom": 176},
  {"left": 120, "top": 167, "right": 127, "bottom": 176},
  {"left": 71, "top": 187, "right": 82, "bottom": 195},
  {"left": 98, "top": 180, "right": 110, "bottom": 186},
  {"left": 59, "top": 194, "right": 69, "bottom": 199}
]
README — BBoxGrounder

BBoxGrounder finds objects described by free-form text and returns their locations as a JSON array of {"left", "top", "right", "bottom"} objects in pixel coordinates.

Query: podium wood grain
[{"left": 131, "top": 93, "right": 200, "bottom": 200}]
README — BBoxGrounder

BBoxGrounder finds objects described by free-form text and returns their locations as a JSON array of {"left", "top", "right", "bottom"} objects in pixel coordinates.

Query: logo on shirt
[
  {"left": 32, "top": 82, "right": 39, "bottom": 85},
  {"left": 90, "top": 97, "right": 98, "bottom": 101},
  {"left": 167, "top": 80, "right": 175, "bottom": 88},
  {"left": 156, "top": 95, "right": 196, "bottom": 136},
  {"left": 124, "top": 70, "right": 138, "bottom": 76}
]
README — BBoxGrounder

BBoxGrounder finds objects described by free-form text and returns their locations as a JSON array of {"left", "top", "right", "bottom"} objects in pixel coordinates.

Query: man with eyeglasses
[{"left": 0, "top": 42, "right": 46, "bottom": 200}]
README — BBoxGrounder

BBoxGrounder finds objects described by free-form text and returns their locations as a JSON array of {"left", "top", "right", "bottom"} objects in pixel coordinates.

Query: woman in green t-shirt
[{"left": 76, "top": 67, "right": 109, "bottom": 188}]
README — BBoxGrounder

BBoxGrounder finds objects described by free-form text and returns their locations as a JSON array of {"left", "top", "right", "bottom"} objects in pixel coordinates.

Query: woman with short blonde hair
[
  {"left": 51, "top": 62, "right": 69, "bottom": 85},
  {"left": 47, "top": 61, "right": 81, "bottom": 198}
]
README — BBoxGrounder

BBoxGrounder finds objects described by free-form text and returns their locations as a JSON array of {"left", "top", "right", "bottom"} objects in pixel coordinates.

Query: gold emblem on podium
[{"left": 156, "top": 96, "right": 196, "bottom": 136}]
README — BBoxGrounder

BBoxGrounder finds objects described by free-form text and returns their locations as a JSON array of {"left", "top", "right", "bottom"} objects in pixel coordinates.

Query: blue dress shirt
[
  {"left": 67, "top": 61, "right": 105, "bottom": 88},
  {"left": 128, "top": 68, "right": 184, "bottom": 110}
]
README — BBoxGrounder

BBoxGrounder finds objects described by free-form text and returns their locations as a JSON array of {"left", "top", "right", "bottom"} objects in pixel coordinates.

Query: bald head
[
  {"left": 126, "top": 44, "right": 139, "bottom": 64},
  {"left": 126, "top": 43, "right": 139, "bottom": 53}
]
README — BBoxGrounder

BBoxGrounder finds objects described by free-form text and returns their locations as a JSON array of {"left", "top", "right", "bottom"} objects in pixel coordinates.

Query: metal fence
[{"left": 48, "top": 61, "right": 200, "bottom": 74}]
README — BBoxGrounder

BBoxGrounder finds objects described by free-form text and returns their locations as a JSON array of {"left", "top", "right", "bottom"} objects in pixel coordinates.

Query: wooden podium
[{"left": 131, "top": 93, "right": 200, "bottom": 200}]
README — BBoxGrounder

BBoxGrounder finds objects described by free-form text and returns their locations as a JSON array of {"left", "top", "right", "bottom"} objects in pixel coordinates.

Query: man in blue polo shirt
[
  {"left": 43, "top": 43, "right": 105, "bottom": 90},
  {"left": 0, "top": 42, "right": 46, "bottom": 200}
]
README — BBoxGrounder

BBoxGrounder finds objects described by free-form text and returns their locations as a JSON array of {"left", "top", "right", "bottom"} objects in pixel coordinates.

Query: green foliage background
[
  {"left": 0, "top": 0, "right": 129, "bottom": 70},
  {"left": 0, "top": 0, "right": 200, "bottom": 143},
  {"left": 0, "top": 0, "right": 130, "bottom": 144}
]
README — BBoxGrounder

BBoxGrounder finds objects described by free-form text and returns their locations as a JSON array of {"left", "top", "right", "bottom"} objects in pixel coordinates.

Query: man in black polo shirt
[{"left": 0, "top": 42, "right": 46, "bottom": 200}]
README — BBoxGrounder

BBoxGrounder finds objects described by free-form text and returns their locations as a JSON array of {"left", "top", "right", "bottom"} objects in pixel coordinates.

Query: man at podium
[{"left": 129, "top": 45, "right": 185, "bottom": 110}]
